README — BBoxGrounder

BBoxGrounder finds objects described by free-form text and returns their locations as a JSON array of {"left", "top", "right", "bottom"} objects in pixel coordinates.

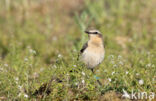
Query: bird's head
[
  {"left": 84, "top": 29, "right": 103, "bottom": 46},
  {"left": 85, "top": 29, "right": 102, "bottom": 39}
]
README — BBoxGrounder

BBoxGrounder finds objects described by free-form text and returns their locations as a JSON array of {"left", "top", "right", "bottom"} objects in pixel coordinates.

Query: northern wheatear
[{"left": 79, "top": 29, "right": 105, "bottom": 73}]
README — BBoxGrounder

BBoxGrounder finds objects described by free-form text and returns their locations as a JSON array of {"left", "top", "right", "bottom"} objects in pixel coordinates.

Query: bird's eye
[{"left": 95, "top": 32, "right": 98, "bottom": 34}]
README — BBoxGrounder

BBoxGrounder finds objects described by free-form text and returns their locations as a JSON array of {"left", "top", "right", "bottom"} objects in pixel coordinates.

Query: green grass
[{"left": 0, "top": 0, "right": 155, "bottom": 100}]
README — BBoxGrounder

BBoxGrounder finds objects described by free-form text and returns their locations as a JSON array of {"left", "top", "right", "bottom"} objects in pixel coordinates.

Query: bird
[{"left": 79, "top": 29, "right": 105, "bottom": 73}]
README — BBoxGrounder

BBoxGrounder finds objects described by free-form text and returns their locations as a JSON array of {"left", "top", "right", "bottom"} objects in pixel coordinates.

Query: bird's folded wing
[
  {"left": 77, "top": 42, "right": 88, "bottom": 60},
  {"left": 80, "top": 42, "right": 88, "bottom": 53}
]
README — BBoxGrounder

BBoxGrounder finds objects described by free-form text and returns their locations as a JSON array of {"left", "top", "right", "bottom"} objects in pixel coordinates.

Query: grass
[{"left": 0, "top": 0, "right": 156, "bottom": 100}]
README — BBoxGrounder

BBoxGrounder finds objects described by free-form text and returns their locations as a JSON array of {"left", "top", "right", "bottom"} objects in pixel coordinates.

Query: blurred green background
[{"left": 0, "top": 0, "right": 155, "bottom": 100}]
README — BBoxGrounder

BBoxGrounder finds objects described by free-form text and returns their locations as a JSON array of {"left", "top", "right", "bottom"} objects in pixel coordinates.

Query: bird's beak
[{"left": 84, "top": 30, "right": 90, "bottom": 34}]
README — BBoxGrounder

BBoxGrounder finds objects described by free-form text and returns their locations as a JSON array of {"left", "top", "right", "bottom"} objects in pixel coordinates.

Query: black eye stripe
[
  {"left": 92, "top": 32, "right": 98, "bottom": 34},
  {"left": 85, "top": 30, "right": 100, "bottom": 34}
]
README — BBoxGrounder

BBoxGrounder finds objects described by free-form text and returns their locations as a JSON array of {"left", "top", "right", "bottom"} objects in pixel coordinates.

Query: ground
[{"left": 0, "top": 0, "right": 155, "bottom": 100}]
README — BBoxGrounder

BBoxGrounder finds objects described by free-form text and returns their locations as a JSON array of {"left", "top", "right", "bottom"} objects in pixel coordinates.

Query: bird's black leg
[
  {"left": 91, "top": 68, "right": 102, "bottom": 86},
  {"left": 97, "top": 80, "right": 102, "bottom": 86},
  {"left": 91, "top": 68, "right": 94, "bottom": 73}
]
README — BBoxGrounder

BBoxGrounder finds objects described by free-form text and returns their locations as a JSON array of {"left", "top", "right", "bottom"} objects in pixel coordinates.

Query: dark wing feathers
[
  {"left": 77, "top": 42, "right": 88, "bottom": 61},
  {"left": 80, "top": 42, "right": 88, "bottom": 53}
]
